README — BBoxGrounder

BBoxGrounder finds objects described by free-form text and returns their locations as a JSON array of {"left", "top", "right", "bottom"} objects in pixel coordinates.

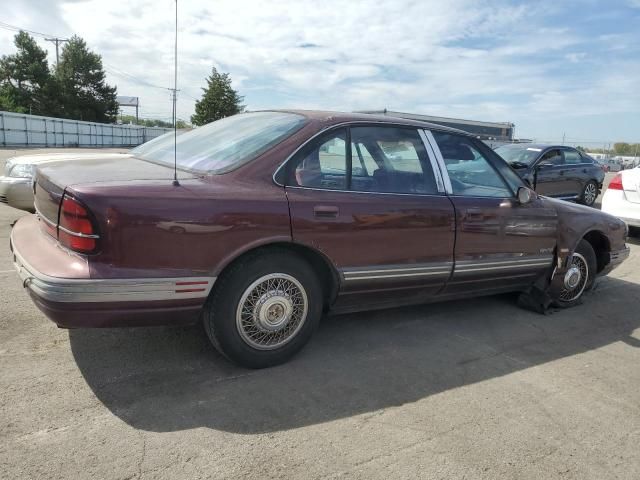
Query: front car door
[
  {"left": 425, "top": 131, "right": 558, "bottom": 296},
  {"left": 282, "top": 124, "right": 456, "bottom": 312}
]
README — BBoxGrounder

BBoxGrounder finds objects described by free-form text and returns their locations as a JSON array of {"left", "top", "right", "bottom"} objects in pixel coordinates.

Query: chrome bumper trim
[
  {"left": 609, "top": 247, "right": 630, "bottom": 266},
  {"left": 342, "top": 262, "right": 453, "bottom": 281},
  {"left": 57, "top": 224, "right": 100, "bottom": 239},
  {"left": 11, "top": 233, "right": 215, "bottom": 303},
  {"left": 340, "top": 255, "right": 553, "bottom": 282}
]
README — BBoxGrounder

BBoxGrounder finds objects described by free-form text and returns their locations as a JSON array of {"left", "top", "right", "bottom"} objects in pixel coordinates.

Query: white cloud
[
  {"left": 0, "top": 0, "right": 638, "bottom": 140},
  {"left": 565, "top": 52, "right": 587, "bottom": 63}
]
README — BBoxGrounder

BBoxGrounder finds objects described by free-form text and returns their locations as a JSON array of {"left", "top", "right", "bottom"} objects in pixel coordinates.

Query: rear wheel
[
  {"left": 203, "top": 250, "right": 323, "bottom": 368},
  {"left": 551, "top": 239, "right": 597, "bottom": 308},
  {"left": 579, "top": 180, "right": 598, "bottom": 206}
]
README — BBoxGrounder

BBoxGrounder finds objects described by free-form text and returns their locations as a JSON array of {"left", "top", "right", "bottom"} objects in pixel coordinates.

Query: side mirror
[{"left": 517, "top": 186, "right": 534, "bottom": 205}]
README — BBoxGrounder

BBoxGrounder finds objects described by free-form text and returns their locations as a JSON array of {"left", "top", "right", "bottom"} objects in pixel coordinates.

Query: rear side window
[
  {"left": 540, "top": 149, "right": 563, "bottom": 165},
  {"left": 289, "top": 129, "right": 347, "bottom": 190},
  {"left": 563, "top": 150, "right": 582, "bottom": 164},
  {"left": 350, "top": 126, "right": 438, "bottom": 195},
  {"left": 288, "top": 126, "right": 439, "bottom": 195}
]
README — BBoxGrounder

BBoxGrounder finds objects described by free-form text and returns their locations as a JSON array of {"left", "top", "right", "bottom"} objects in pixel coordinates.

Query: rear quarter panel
[{"left": 69, "top": 177, "right": 292, "bottom": 279}]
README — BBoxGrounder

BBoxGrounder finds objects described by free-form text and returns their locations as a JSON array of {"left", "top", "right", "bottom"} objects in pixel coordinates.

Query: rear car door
[
  {"left": 283, "top": 125, "right": 456, "bottom": 311},
  {"left": 427, "top": 131, "right": 558, "bottom": 296},
  {"left": 561, "top": 148, "right": 588, "bottom": 196},
  {"left": 533, "top": 149, "right": 567, "bottom": 197}
]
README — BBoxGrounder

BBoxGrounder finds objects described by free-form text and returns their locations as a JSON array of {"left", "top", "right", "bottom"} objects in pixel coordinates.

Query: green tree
[
  {"left": 613, "top": 143, "right": 631, "bottom": 156},
  {"left": 0, "top": 31, "right": 56, "bottom": 115},
  {"left": 119, "top": 114, "right": 190, "bottom": 129},
  {"left": 55, "top": 36, "right": 118, "bottom": 122},
  {"left": 190, "top": 67, "right": 244, "bottom": 126}
]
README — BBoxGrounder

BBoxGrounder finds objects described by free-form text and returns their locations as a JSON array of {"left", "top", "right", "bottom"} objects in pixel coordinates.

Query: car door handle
[
  {"left": 465, "top": 208, "right": 484, "bottom": 220},
  {"left": 314, "top": 205, "right": 339, "bottom": 218}
]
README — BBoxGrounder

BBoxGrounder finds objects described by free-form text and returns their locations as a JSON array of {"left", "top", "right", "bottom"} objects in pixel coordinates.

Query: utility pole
[
  {"left": 562, "top": 132, "right": 565, "bottom": 145},
  {"left": 45, "top": 37, "right": 69, "bottom": 65}
]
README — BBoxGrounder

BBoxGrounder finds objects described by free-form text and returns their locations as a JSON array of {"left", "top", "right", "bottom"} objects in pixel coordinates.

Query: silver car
[{"left": 1, "top": 152, "right": 128, "bottom": 211}]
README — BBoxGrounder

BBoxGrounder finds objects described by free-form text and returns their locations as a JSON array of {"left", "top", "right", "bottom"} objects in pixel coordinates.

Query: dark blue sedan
[{"left": 495, "top": 144, "right": 605, "bottom": 206}]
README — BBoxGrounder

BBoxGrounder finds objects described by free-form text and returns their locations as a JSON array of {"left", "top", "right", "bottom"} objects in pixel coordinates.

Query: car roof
[
  {"left": 498, "top": 143, "right": 577, "bottom": 151},
  {"left": 262, "top": 109, "right": 472, "bottom": 136}
]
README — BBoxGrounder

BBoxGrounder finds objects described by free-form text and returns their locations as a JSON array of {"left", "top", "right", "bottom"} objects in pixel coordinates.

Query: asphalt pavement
[{"left": 1, "top": 150, "right": 639, "bottom": 479}]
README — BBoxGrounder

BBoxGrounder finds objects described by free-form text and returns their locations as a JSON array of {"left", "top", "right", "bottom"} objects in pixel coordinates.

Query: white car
[
  {"left": 601, "top": 167, "right": 640, "bottom": 228},
  {"left": 0, "top": 152, "right": 128, "bottom": 212}
]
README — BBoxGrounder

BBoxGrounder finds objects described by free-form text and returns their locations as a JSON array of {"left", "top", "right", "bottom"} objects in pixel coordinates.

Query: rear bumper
[
  {"left": 601, "top": 190, "right": 640, "bottom": 227},
  {"left": 0, "top": 176, "right": 34, "bottom": 211},
  {"left": 10, "top": 216, "right": 215, "bottom": 328}
]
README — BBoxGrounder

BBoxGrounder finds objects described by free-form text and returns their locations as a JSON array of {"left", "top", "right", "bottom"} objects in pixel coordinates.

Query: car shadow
[{"left": 69, "top": 276, "right": 640, "bottom": 434}]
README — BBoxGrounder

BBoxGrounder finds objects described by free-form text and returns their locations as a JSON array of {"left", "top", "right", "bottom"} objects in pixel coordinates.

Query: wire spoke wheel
[
  {"left": 559, "top": 252, "right": 589, "bottom": 302},
  {"left": 583, "top": 182, "right": 597, "bottom": 205},
  {"left": 236, "top": 273, "right": 308, "bottom": 350}
]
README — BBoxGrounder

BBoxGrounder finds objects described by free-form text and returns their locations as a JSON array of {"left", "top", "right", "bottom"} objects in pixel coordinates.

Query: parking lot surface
[{"left": 1, "top": 149, "right": 639, "bottom": 479}]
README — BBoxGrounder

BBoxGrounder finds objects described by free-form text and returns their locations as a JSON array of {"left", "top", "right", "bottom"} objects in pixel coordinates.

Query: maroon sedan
[{"left": 10, "top": 111, "right": 630, "bottom": 368}]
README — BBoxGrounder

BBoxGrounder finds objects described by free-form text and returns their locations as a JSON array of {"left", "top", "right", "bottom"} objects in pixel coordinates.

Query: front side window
[
  {"left": 432, "top": 131, "right": 512, "bottom": 198},
  {"left": 132, "top": 111, "right": 307, "bottom": 173}
]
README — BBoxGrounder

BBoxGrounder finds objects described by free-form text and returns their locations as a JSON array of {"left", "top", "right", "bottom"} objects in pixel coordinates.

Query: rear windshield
[{"left": 132, "top": 112, "right": 307, "bottom": 173}]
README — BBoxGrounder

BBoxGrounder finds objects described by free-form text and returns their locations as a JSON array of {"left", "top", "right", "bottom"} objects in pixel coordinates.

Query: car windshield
[
  {"left": 494, "top": 145, "right": 542, "bottom": 165},
  {"left": 132, "top": 112, "right": 307, "bottom": 173}
]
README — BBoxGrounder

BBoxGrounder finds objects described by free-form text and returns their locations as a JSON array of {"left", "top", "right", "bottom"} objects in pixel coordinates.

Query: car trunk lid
[{"left": 33, "top": 153, "right": 196, "bottom": 241}]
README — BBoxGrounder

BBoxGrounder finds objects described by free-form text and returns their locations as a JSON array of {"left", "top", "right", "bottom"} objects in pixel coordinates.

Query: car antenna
[{"left": 171, "top": 0, "right": 180, "bottom": 187}]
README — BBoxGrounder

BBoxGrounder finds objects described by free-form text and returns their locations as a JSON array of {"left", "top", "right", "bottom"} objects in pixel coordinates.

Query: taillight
[
  {"left": 608, "top": 174, "right": 623, "bottom": 191},
  {"left": 58, "top": 195, "right": 99, "bottom": 253}
]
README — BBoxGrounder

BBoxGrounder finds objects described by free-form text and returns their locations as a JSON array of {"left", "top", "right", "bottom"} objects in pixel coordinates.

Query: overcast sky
[{"left": 1, "top": 0, "right": 639, "bottom": 143}]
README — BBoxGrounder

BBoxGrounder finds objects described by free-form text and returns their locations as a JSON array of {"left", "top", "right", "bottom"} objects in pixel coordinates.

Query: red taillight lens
[
  {"left": 608, "top": 174, "right": 623, "bottom": 191},
  {"left": 58, "top": 195, "right": 97, "bottom": 253}
]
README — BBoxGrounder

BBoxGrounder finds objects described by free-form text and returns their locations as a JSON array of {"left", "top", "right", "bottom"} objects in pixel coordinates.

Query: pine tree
[
  {"left": 55, "top": 35, "right": 118, "bottom": 122},
  {"left": 0, "top": 31, "right": 55, "bottom": 115},
  {"left": 190, "top": 67, "right": 244, "bottom": 126}
]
